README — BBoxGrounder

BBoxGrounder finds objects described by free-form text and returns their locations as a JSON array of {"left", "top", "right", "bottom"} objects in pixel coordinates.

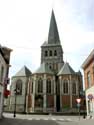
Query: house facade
[
  {"left": 8, "top": 10, "right": 83, "bottom": 114},
  {"left": 0, "top": 45, "right": 12, "bottom": 118},
  {"left": 82, "top": 49, "right": 94, "bottom": 116}
]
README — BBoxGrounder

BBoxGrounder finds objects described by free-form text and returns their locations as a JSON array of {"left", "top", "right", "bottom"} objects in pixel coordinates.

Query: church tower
[{"left": 41, "top": 10, "right": 64, "bottom": 74}]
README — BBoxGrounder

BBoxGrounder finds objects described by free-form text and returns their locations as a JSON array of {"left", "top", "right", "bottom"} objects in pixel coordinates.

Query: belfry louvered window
[
  {"left": 49, "top": 50, "right": 52, "bottom": 56},
  {"left": 54, "top": 50, "right": 57, "bottom": 56},
  {"left": 45, "top": 51, "right": 48, "bottom": 57}
]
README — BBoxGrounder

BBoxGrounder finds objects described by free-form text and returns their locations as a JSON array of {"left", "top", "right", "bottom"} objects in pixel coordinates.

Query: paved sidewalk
[{"left": 3, "top": 112, "right": 87, "bottom": 122}]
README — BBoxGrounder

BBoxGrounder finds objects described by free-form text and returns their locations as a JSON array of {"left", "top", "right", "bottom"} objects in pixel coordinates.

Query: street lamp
[
  {"left": 76, "top": 98, "right": 81, "bottom": 120},
  {"left": 80, "top": 90, "right": 86, "bottom": 119},
  {"left": 13, "top": 88, "right": 20, "bottom": 118},
  {"left": 13, "top": 89, "right": 17, "bottom": 118}
]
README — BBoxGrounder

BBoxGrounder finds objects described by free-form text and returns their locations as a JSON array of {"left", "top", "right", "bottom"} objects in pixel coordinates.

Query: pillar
[
  {"left": 32, "top": 75, "right": 36, "bottom": 112},
  {"left": 59, "top": 76, "right": 62, "bottom": 111},
  {"left": 69, "top": 75, "right": 72, "bottom": 108},
  {"left": 43, "top": 74, "right": 46, "bottom": 112},
  {"left": 53, "top": 76, "right": 56, "bottom": 112}
]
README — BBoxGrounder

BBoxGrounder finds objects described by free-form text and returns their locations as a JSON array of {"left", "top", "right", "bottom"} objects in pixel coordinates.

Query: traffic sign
[{"left": 88, "top": 94, "right": 93, "bottom": 100}]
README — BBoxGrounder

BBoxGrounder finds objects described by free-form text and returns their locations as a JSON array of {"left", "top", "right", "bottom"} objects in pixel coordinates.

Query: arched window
[
  {"left": 46, "top": 79, "right": 51, "bottom": 94},
  {"left": 0, "top": 66, "right": 4, "bottom": 82},
  {"left": 38, "top": 78, "right": 43, "bottom": 93},
  {"left": 16, "top": 79, "right": 22, "bottom": 95},
  {"left": 49, "top": 63, "right": 52, "bottom": 70},
  {"left": 63, "top": 80, "right": 68, "bottom": 94},
  {"left": 49, "top": 50, "right": 52, "bottom": 56},
  {"left": 54, "top": 50, "right": 57, "bottom": 56},
  {"left": 31, "top": 82, "right": 33, "bottom": 93},
  {"left": 45, "top": 51, "right": 48, "bottom": 57},
  {"left": 72, "top": 82, "right": 76, "bottom": 94}
]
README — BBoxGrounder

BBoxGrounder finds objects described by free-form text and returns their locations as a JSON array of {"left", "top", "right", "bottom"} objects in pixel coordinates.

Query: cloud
[{"left": 62, "top": 0, "right": 94, "bottom": 31}]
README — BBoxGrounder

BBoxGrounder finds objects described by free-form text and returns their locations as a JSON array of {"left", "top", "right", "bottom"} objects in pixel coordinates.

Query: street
[
  {"left": 0, "top": 117, "right": 78, "bottom": 125},
  {"left": 0, "top": 118, "right": 58, "bottom": 125},
  {"left": 0, "top": 113, "right": 94, "bottom": 125}
]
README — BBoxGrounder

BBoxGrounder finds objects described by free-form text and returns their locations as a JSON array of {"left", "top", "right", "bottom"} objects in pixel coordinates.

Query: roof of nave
[
  {"left": 58, "top": 62, "right": 75, "bottom": 75},
  {"left": 14, "top": 65, "right": 32, "bottom": 77},
  {"left": 34, "top": 62, "right": 54, "bottom": 74}
]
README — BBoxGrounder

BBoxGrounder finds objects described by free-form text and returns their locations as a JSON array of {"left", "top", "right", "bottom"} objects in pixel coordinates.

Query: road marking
[
  {"left": 27, "top": 118, "right": 33, "bottom": 120},
  {"left": 3, "top": 114, "right": 73, "bottom": 122},
  {"left": 66, "top": 118, "right": 72, "bottom": 121},
  {"left": 51, "top": 118, "right": 56, "bottom": 120},
  {"left": 58, "top": 118, "right": 64, "bottom": 121},
  {"left": 43, "top": 118, "right": 49, "bottom": 120},
  {"left": 25, "top": 117, "right": 71, "bottom": 121}
]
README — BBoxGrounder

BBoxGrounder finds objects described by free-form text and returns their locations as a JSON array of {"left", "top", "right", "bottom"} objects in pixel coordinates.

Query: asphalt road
[
  {"left": 1, "top": 113, "right": 94, "bottom": 125},
  {"left": 0, "top": 117, "right": 94, "bottom": 125},
  {"left": 0, "top": 118, "right": 59, "bottom": 125}
]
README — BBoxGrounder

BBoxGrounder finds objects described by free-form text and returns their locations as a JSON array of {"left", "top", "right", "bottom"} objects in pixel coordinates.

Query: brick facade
[{"left": 82, "top": 49, "right": 94, "bottom": 115}]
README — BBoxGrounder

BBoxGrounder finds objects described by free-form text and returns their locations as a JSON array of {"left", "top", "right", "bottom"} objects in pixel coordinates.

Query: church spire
[{"left": 48, "top": 10, "right": 60, "bottom": 44}]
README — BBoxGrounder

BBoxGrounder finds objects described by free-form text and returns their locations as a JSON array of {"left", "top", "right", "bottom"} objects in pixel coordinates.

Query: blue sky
[{"left": 0, "top": 0, "right": 94, "bottom": 79}]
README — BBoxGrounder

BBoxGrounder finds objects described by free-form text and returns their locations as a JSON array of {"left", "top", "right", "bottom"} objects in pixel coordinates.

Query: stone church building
[{"left": 8, "top": 10, "right": 83, "bottom": 113}]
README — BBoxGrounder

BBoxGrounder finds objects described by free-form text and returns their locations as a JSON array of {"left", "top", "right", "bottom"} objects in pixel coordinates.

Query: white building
[{"left": 0, "top": 45, "right": 12, "bottom": 118}]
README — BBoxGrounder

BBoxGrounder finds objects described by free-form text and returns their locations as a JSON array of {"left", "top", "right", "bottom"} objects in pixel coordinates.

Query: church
[{"left": 8, "top": 10, "right": 83, "bottom": 113}]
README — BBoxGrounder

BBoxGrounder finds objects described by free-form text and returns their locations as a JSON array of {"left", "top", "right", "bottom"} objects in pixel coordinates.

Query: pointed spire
[{"left": 48, "top": 10, "right": 60, "bottom": 44}]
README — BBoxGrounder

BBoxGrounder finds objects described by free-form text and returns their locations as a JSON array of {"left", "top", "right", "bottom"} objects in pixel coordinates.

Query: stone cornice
[{"left": 82, "top": 49, "right": 94, "bottom": 69}]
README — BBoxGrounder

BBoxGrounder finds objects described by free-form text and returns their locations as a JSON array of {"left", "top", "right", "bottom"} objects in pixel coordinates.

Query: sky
[{"left": 0, "top": 0, "right": 94, "bottom": 80}]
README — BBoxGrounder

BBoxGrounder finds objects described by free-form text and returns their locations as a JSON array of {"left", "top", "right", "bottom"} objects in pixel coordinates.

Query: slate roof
[
  {"left": 76, "top": 70, "right": 82, "bottom": 76},
  {"left": 41, "top": 41, "right": 60, "bottom": 47},
  {"left": 14, "top": 65, "right": 32, "bottom": 77},
  {"left": 41, "top": 41, "right": 48, "bottom": 46},
  {"left": 58, "top": 62, "right": 75, "bottom": 75},
  {"left": 34, "top": 63, "right": 54, "bottom": 74},
  {"left": 48, "top": 10, "right": 60, "bottom": 45}
]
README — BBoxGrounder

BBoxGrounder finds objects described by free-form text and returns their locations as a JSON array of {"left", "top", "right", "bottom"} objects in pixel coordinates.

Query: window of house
[
  {"left": 49, "top": 50, "right": 52, "bottom": 56},
  {"left": 72, "top": 82, "right": 76, "bottom": 94},
  {"left": 38, "top": 78, "right": 43, "bottom": 93},
  {"left": 16, "top": 79, "right": 22, "bottom": 95},
  {"left": 63, "top": 80, "right": 68, "bottom": 94},
  {"left": 93, "top": 66, "right": 94, "bottom": 82},
  {"left": 46, "top": 79, "right": 51, "bottom": 94},
  {"left": 0, "top": 66, "right": 4, "bottom": 83},
  {"left": 93, "top": 66, "right": 94, "bottom": 75},
  {"left": 45, "top": 51, "right": 48, "bottom": 57},
  {"left": 87, "top": 71, "right": 91, "bottom": 87},
  {"left": 54, "top": 50, "right": 57, "bottom": 56}
]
